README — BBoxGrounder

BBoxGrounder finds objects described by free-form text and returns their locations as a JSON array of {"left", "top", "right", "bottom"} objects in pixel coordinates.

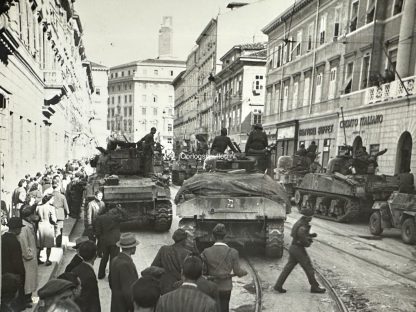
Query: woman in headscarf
[
  {"left": 18, "top": 205, "right": 39, "bottom": 306},
  {"left": 36, "top": 194, "right": 57, "bottom": 266},
  {"left": 28, "top": 182, "right": 43, "bottom": 204}
]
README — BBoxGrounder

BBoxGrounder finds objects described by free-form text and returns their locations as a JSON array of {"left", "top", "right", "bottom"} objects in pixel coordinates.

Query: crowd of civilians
[
  {"left": 1, "top": 160, "right": 247, "bottom": 312},
  {"left": 1, "top": 160, "right": 92, "bottom": 312}
]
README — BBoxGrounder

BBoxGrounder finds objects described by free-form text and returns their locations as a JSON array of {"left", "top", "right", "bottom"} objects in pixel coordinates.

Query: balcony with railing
[{"left": 366, "top": 76, "right": 416, "bottom": 104}]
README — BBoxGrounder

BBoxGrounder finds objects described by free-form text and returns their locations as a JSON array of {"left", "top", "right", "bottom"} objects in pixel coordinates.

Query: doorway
[
  {"left": 395, "top": 131, "right": 413, "bottom": 174},
  {"left": 352, "top": 136, "right": 363, "bottom": 156}
]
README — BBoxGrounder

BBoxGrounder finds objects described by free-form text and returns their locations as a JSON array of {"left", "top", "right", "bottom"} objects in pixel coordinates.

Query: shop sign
[
  {"left": 277, "top": 125, "right": 296, "bottom": 139},
  {"left": 340, "top": 114, "right": 383, "bottom": 128},
  {"left": 299, "top": 125, "right": 334, "bottom": 137}
]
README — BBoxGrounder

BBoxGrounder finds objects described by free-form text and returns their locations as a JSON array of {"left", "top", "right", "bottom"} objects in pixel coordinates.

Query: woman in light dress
[{"left": 36, "top": 194, "right": 57, "bottom": 266}]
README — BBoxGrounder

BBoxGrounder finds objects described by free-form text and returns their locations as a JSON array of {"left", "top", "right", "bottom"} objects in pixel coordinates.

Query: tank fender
[{"left": 176, "top": 197, "right": 287, "bottom": 220}]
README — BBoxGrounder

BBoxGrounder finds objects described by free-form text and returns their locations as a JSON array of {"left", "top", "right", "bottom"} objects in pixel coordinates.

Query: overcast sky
[{"left": 75, "top": 0, "right": 251, "bottom": 67}]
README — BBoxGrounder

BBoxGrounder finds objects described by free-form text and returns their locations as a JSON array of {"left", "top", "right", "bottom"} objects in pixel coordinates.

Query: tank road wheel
[
  {"left": 265, "top": 220, "right": 284, "bottom": 259},
  {"left": 154, "top": 200, "right": 172, "bottom": 232},
  {"left": 401, "top": 218, "right": 416, "bottom": 244},
  {"left": 369, "top": 211, "right": 383, "bottom": 235},
  {"left": 294, "top": 190, "right": 302, "bottom": 205}
]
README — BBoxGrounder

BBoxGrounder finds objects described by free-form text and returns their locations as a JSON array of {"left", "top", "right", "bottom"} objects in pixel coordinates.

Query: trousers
[
  {"left": 98, "top": 244, "right": 119, "bottom": 278},
  {"left": 218, "top": 290, "right": 232, "bottom": 312},
  {"left": 274, "top": 244, "right": 319, "bottom": 288}
]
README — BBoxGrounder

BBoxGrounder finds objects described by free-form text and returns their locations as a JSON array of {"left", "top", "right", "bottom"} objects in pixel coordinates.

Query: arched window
[{"left": 395, "top": 131, "right": 413, "bottom": 174}]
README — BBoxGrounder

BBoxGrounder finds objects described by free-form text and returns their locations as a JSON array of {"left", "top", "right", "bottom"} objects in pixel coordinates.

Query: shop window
[
  {"left": 350, "top": 1, "right": 359, "bottom": 32},
  {"left": 366, "top": 0, "right": 375, "bottom": 24},
  {"left": 393, "top": 0, "right": 403, "bottom": 16}
]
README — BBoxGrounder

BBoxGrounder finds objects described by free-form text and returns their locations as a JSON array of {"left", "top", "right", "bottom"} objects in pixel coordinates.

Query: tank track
[
  {"left": 265, "top": 220, "right": 284, "bottom": 258},
  {"left": 154, "top": 200, "right": 173, "bottom": 232},
  {"left": 297, "top": 191, "right": 361, "bottom": 223}
]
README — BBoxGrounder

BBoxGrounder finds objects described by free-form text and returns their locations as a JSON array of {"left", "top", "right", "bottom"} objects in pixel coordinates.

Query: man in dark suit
[
  {"left": 71, "top": 241, "right": 101, "bottom": 312},
  {"left": 95, "top": 206, "right": 123, "bottom": 279},
  {"left": 2, "top": 218, "right": 27, "bottom": 311},
  {"left": 151, "top": 228, "right": 191, "bottom": 294},
  {"left": 201, "top": 223, "right": 247, "bottom": 312},
  {"left": 109, "top": 233, "right": 139, "bottom": 312},
  {"left": 156, "top": 255, "right": 217, "bottom": 312},
  {"left": 65, "top": 236, "right": 89, "bottom": 273}
]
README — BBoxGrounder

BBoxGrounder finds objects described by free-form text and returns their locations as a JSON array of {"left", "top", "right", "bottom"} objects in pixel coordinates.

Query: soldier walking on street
[
  {"left": 274, "top": 210, "right": 326, "bottom": 294},
  {"left": 201, "top": 223, "right": 247, "bottom": 312}
]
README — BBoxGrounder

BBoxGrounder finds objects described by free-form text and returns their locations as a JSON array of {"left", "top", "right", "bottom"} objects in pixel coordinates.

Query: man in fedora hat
[
  {"left": 152, "top": 228, "right": 192, "bottom": 294},
  {"left": 201, "top": 223, "right": 247, "bottom": 312},
  {"left": 109, "top": 233, "right": 139, "bottom": 312},
  {"left": 1, "top": 217, "right": 27, "bottom": 310},
  {"left": 274, "top": 209, "right": 326, "bottom": 294},
  {"left": 65, "top": 236, "right": 90, "bottom": 273},
  {"left": 38, "top": 278, "right": 77, "bottom": 311}
]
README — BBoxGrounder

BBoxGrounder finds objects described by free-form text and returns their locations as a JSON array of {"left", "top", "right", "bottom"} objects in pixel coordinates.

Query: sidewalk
[{"left": 29, "top": 217, "right": 79, "bottom": 312}]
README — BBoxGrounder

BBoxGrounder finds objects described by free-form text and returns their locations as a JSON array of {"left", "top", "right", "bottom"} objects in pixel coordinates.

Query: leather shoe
[
  {"left": 311, "top": 286, "right": 326, "bottom": 293},
  {"left": 274, "top": 286, "right": 287, "bottom": 293},
  {"left": 38, "top": 259, "right": 44, "bottom": 265}
]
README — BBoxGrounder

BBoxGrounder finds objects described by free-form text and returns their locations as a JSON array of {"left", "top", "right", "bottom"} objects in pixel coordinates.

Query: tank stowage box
[
  {"left": 86, "top": 147, "right": 172, "bottom": 231},
  {"left": 175, "top": 161, "right": 291, "bottom": 258}
]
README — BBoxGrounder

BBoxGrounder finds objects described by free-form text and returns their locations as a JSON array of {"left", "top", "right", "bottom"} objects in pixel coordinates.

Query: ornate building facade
[
  {"left": 263, "top": 0, "right": 416, "bottom": 175},
  {"left": 0, "top": 0, "right": 95, "bottom": 205}
]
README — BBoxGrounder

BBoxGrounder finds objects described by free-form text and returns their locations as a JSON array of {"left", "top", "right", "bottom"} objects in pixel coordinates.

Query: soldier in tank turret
[
  {"left": 138, "top": 127, "right": 157, "bottom": 177},
  {"left": 211, "top": 128, "right": 238, "bottom": 155},
  {"left": 245, "top": 124, "right": 268, "bottom": 154}
]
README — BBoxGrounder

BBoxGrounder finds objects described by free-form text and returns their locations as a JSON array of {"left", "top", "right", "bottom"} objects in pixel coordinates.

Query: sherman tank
[
  {"left": 175, "top": 157, "right": 291, "bottom": 258},
  {"left": 275, "top": 155, "right": 322, "bottom": 197},
  {"left": 86, "top": 145, "right": 172, "bottom": 231},
  {"left": 295, "top": 148, "right": 398, "bottom": 222},
  {"left": 171, "top": 154, "right": 203, "bottom": 186}
]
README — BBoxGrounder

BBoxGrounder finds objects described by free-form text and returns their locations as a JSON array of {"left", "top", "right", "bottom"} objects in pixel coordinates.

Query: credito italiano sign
[{"left": 340, "top": 114, "right": 383, "bottom": 128}]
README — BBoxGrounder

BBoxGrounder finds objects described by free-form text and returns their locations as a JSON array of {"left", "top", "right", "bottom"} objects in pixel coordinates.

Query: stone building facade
[
  {"left": 0, "top": 0, "right": 95, "bottom": 206},
  {"left": 173, "top": 0, "right": 290, "bottom": 145},
  {"left": 262, "top": 0, "right": 415, "bottom": 175},
  {"left": 107, "top": 59, "right": 185, "bottom": 153},
  {"left": 213, "top": 43, "right": 267, "bottom": 150}
]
